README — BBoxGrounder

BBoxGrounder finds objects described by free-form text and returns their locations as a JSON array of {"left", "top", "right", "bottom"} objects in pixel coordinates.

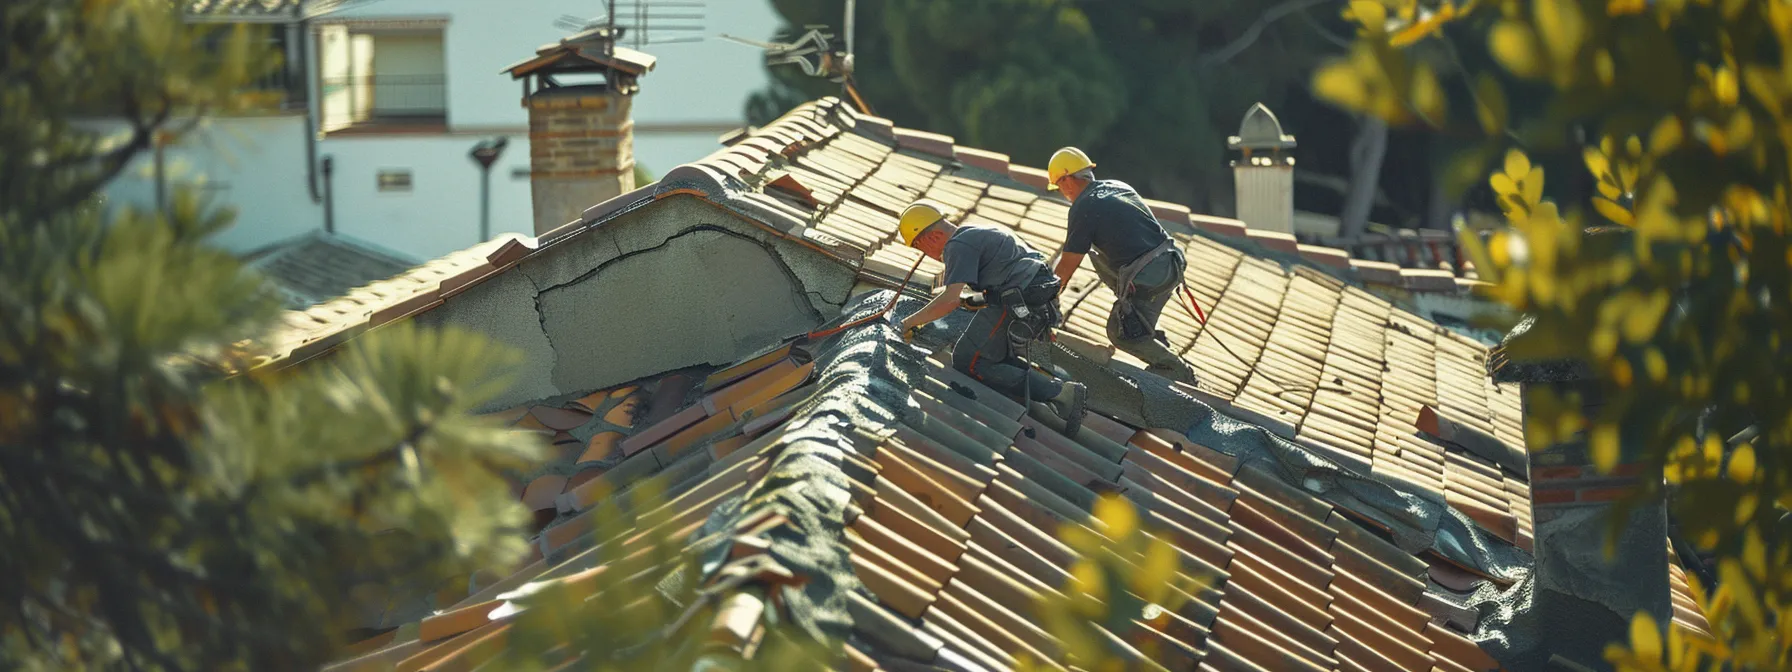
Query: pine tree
[{"left": 0, "top": 1, "right": 541, "bottom": 668}]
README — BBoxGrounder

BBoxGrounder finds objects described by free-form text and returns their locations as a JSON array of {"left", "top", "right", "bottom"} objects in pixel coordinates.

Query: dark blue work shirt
[{"left": 1065, "top": 179, "right": 1171, "bottom": 268}]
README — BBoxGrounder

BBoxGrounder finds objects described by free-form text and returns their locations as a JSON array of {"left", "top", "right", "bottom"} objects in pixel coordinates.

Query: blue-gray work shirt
[{"left": 940, "top": 224, "right": 1047, "bottom": 293}]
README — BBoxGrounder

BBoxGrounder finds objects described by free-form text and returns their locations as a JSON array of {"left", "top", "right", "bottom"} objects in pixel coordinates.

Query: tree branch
[{"left": 1197, "top": 0, "right": 1333, "bottom": 67}]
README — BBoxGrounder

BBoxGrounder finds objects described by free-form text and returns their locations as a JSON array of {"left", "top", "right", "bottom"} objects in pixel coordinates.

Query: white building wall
[
  {"left": 99, "top": 0, "right": 781, "bottom": 261},
  {"left": 320, "top": 133, "right": 534, "bottom": 259},
  {"left": 321, "top": 0, "right": 591, "bottom": 130},
  {"left": 98, "top": 114, "right": 324, "bottom": 254}
]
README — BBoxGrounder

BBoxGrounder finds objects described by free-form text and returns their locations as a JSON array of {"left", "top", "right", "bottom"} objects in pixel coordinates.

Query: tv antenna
[
  {"left": 554, "top": 0, "right": 706, "bottom": 55},
  {"left": 719, "top": 0, "right": 873, "bottom": 115}
]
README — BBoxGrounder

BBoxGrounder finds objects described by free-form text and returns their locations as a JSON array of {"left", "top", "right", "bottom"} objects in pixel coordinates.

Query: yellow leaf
[
  {"left": 1596, "top": 49, "right": 1616, "bottom": 87},
  {"left": 1621, "top": 290, "right": 1669, "bottom": 342},
  {"left": 1314, "top": 62, "right": 1370, "bottom": 112},
  {"left": 1093, "top": 494, "right": 1138, "bottom": 541},
  {"left": 1475, "top": 73, "right": 1509, "bottom": 134},
  {"left": 1644, "top": 348, "right": 1667, "bottom": 381},
  {"left": 1490, "top": 172, "right": 1520, "bottom": 198},
  {"left": 1456, "top": 219, "right": 1502, "bottom": 283},
  {"left": 1591, "top": 423, "right": 1620, "bottom": 472},
  {"left": 1650, "top": 117, "right": 1684, "bottom": 155},
  {"left": 1583, "top": 146, "right": 1612, "bottom": 179},
  {"left": 1061, "top": 523, "right": 1103, "bottom": 555},
  {"left": 1534, "top": 0, "right": 1587, "bottom": 75},
  {"left": 1071, "top": 559, "right": 1107, "bottom": 603},
  {"left": 1743, "top": 67, "right": 1785, "bottom": 117},
  {"left": 1713, "top": 67, "right": 1740, "bottom": 106},
  {"left": 1742, "top": 529, "right": 1766, "bottom": 581},
  {"left": 1735, "top": 493, "right": 1757, "bottom": 524},
  {"left": 1504, "top": 148, "right": 1533, "bottom": 178},
  {"left": 1490, "top": 21, "right": 1546, "bottom": 78},
  {"left": 1522, "top": 166, "right": 1546, "bottom": 206},
  {"left": 1608, "top": 0, "right": 1647, "bottom": 15},
  {"left": 1631, "top": 611, "right": 1663, "bottom": 662},
  {"left": 1728, "top": 444, "right": 1756, "bottom": 482},
  {"left": 1350, "top": 0, "right": 1389, "bottom": 31},
  {"left": 1411, "top": 61, "right": 1448, "bottom": 123},
  {"left": 1611, "top": 358, "right": 1633, "bottom": 387},
  {"left": 1489, "top": 230, "right": 1513, "bottom": 266},
  {"left": 1723, "top": 110, "right": 1755, "bottom": 150},
  {"left": 1133, "top": 537, "right": 1180, "bottom": 604}
]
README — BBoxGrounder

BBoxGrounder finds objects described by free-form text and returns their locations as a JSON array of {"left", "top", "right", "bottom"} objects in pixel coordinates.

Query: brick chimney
[
  {"left": 1492, "top": 318, "right": 1671, "bottom": 671},
  {"left": 506, "top": 30, "right": 655, "bottom": 236},
  {"left": 1228, "top": 103, "right": 1297, "bottom": 234}
]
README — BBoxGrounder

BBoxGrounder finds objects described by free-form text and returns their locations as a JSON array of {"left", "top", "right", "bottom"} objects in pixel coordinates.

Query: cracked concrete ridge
[{"left": 419, "top": 195, "right": 858, "bottom": 412}]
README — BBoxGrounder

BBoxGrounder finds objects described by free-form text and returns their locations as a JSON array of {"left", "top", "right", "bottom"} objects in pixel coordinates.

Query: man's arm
[
  {"left": 900, "top": 282, "right": 967, "bottom": 335},
  {"left": 1053, "top": 252, "right": 1085, "bottom": 293}
]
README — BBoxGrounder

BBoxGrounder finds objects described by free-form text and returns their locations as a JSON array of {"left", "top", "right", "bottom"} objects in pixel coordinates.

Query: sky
[{"left": 625, "top": 1, "right": 784, "bottom": 174}]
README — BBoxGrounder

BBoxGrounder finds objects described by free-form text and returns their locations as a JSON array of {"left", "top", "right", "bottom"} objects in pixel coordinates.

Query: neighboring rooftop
[
  {"left": 184, "top": 0, "right": 300, "bottom": 20},
  {"left": 243, "top": 231, "right": 417, "bottom": 309}
]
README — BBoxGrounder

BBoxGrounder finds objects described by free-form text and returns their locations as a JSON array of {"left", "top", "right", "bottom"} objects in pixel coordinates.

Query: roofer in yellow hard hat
[
  {"left": 1047, "top": 147, "right": 1198, "bottom": 384},
  {"left": 896, "top": 200, "right": 1090, "bottom": 436}
]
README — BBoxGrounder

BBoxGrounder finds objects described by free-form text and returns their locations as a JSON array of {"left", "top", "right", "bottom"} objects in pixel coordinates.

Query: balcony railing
[{"left": 319, "top": 74, "right": 447, "bottom": 128}]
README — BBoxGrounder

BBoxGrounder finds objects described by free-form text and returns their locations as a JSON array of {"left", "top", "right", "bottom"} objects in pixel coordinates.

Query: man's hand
[{"left": 1053, "top": 252, "right": 1085, "bottom": 294}]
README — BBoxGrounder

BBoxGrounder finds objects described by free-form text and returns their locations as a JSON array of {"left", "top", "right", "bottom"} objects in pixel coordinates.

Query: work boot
[{"left": 1047, "top": 381, "right": 1089, "bottom": 438}]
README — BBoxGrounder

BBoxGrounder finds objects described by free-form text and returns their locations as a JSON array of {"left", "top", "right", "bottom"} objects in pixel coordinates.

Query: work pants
[
  {"left": 1093, "top": 250, "right": 1187, "bottom": 369},
  {"left": 953, "top": 290, "right": 1063, "bottom": 402}
]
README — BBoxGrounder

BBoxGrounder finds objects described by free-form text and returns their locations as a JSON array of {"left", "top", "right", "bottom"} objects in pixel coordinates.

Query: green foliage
[
  {"left": 1314, "top": 0, "right": 1792, "bottom": 667},
  {"left": 749, "top": 0, "right": 1343, "bottom": 208},
  {"left": 1025, "top": 494, "right": 1206, "bottom": 671},
  {"left": 0, "top": 1, "right": 541, "bottom": 668}
]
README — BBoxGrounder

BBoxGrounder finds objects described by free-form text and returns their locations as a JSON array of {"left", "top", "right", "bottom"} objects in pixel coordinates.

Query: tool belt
[
  {"left": 1108, "top": 238, "right": 1181, "bottom": 341},
  {"left": 993, "top": 271, "right": 1061, "bottom": 343}
]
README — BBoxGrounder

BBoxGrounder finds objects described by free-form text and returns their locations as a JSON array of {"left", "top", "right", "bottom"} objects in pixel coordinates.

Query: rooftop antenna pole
[{"left": 605, "top": 0, "right": 617, "bottom": 57}]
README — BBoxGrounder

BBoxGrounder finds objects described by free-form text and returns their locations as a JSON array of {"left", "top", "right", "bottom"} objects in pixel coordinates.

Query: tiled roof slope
[
  {"left": 256, "top": 97, "right": 1532, "bottom": 549},
  {"left": 324, "top": 297, "right": 1514, "bottom": 672}
]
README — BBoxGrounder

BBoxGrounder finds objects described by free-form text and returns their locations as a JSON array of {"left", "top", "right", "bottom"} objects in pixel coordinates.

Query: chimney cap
[
  {"left": 1228, "top": 102, "right": 1297, "bottom": 151},
  {"left": 503, "top": 40, "right": 656, "bottom": 79}
]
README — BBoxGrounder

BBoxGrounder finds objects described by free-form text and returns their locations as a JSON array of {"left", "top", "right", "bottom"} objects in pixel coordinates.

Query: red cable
[{"left": 804, "top": 254, "right": 926, "bottom": 340}]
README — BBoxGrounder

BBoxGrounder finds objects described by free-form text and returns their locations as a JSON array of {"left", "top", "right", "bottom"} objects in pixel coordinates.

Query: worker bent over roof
[
  {"left": 895, "top": 200, "right": 1090, "bottom": 437},
  {"left": 1047, "top": 147, "right": 1198, "bottom": 384}
]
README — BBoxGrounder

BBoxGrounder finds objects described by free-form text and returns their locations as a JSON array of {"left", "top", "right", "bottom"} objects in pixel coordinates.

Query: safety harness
[{"left": 1102, "top": 237, "right": 1182, "bottom": 342}]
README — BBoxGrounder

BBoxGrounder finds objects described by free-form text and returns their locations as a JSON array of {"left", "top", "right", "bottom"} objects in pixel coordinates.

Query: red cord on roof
[{"left": 804, "top": 254, "right": 926, "bottom": 340}]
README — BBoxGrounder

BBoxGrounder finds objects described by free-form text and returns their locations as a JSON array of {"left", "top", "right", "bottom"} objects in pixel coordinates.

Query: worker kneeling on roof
[
  {"left": 895, "top": 200, "right": 1091, "bottom": 436},
  {"left": 1047, "top": 147, "right": 1199, "bottom": 384}
]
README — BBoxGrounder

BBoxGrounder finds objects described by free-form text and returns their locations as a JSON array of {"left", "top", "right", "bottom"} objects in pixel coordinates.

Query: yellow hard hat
[
  {"left": 898, "top": 200, "right": 948, "bottom": 247},
  {"left": 1046, "top": 147, "right": 1096, "bottom": 191}
]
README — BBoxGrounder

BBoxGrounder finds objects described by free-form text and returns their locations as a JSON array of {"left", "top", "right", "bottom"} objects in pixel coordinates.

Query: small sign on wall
[
  {"left": 511, "top": 167, "right": 531, "bottom": 180},
  {"left": 377, "top": 169, "right": 413, "bottom": 192}
]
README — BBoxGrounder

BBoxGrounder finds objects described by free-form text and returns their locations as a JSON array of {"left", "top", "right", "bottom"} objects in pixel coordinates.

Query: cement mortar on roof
[
  {"left": 414, "top": 269, "right": 560, "bottom": 412},
  {"left": 670, "top": 292, "right": 929, "bottom": 649},
  {"left": 530, "top": 228, "right": 825, "bottom": 394},
  {"left": 1535, "top": 503, "right": 1671, "bottom": 669},
  {"left": 523, "top": 195, "right": 854, "bottom": 312}
]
